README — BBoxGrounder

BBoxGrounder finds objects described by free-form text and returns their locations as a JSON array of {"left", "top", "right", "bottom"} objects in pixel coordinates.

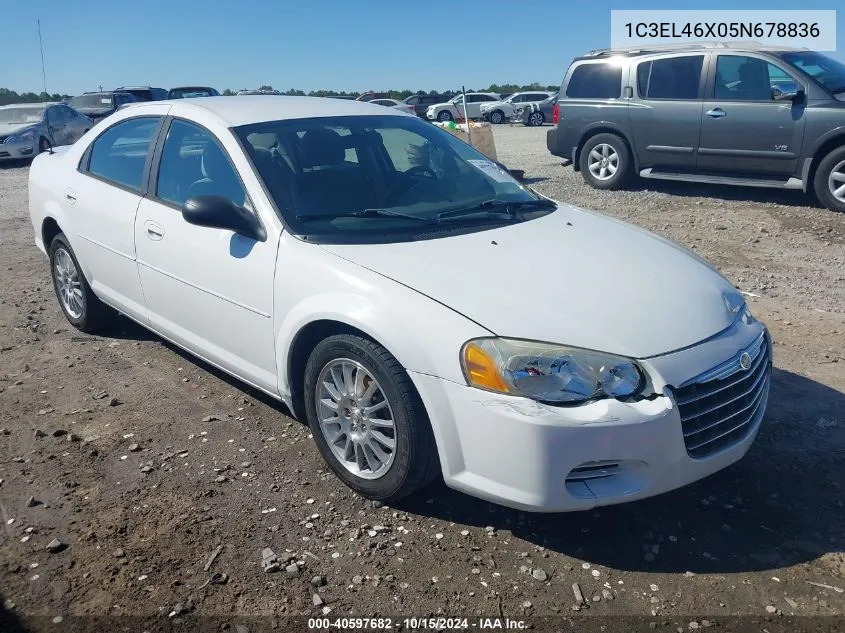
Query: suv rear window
[
  {"left": 566, "top": 63, "right": 622, "bottom": 99},
  {"left": 637, "top": 56, "right": 704, "bottom": 100}
]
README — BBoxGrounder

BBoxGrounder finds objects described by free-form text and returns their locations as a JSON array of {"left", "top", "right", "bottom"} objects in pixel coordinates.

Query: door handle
[
  {"left": 145, "top": 221, "right": 165, "bottom": 240},
  {"left": 65, "top": 188, "right": 77, "bottom": 204},
  {"left": 705, "top": 108, "right": 727, "bottom": 118}
]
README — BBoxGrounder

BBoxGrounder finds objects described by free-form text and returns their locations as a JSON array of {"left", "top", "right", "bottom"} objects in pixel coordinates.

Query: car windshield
[
  {"left": 778, "top": 51, "right": 845, "bottom": 93},
  {"left": 236, "top": 114, "right": 553, "bottom": 243},
  {"left": 169, "top": 88, "right": 213, "bottom": 99},
  {"left": 69, "top": 94, "right": 113, "bottom": 109},
  {"left": 0, "top": 106, "right": 45, "bottom": 124}
]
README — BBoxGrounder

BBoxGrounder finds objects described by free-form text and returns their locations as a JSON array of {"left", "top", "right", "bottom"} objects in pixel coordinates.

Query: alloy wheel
[
  {"left": 54, "top": 248, "right": 84, "bottom": 319},
  {"left": 315, "top": 359, "right": 396, "bottom": 480},
  {"left": 588, "top": 143, "right": 619, "bottom": 181},
  {"left": 829, "top": 160, "right": 845, "bottom": 204}
]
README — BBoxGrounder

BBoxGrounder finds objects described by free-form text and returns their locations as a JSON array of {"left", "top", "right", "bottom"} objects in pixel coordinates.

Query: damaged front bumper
[{"left": 409, "top": 320, "right": 769, "bottom": 512}]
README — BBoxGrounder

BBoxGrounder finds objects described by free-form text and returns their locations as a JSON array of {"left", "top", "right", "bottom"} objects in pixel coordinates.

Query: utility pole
[{"left": 37, "top": 19, "right": 47, "bottom": 100}]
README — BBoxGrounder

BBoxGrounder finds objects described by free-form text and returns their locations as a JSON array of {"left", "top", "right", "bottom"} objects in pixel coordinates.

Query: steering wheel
[{"left": 405, "top": 165, "right": 438, "bottom": 180}]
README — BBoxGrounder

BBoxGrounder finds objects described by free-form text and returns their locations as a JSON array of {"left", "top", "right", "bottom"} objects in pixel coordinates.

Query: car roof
[
  {"left": 578, "top": 40, "right": 809, "bottom": 60},
  {"left": 168, "top": 95, "right": 409, "bottom": 127},
  {"left": 0, "top": 102, "right": 55, "bottom": 109}
]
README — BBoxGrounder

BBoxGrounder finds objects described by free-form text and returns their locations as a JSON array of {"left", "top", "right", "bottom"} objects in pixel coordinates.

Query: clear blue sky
[{"left": 4, "top": 0, "right": 844, "bottom": 95}]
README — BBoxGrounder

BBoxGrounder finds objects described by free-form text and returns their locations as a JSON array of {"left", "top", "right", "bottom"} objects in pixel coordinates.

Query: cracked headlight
[{"left": 461, "top": 338, "right": 645, "bottom": 404}]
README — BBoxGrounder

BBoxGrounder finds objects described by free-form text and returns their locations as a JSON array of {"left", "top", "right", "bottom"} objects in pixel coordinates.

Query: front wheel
[
  {"left": 49, "top": 233, "right": 110, "bottom": 333},
  {"left": 489, "top": 109, "right": 505, "bottom": 124},
  {"left": 437, "top": 110, "right": 453, "bottom": 122},
  {"left": 813, "top": 146, "right": 845, "bottom": 213},
  {"left": 38, "top": 137, "right": 50, "bottom": 154},
  {"left": 578, "top": 133, "right": 633, "bottom": 190},
  {"left": 304, "top": 334, "right": 439, "bottom": 503}
]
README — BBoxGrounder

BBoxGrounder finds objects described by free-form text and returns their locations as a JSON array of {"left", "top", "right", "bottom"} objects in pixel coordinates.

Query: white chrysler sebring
[{"left": 28, "top": 97, "right": 771, "bottom": 511}]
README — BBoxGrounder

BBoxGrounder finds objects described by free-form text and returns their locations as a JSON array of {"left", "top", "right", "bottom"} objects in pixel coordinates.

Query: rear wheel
[
  {"left": 579, "top": 133, "right": 632, "bottom": 190},
  {"left": 49, "top": 233, "right": 110, "bottom": 333},
  {"left": 304, "top": 334, "right": 439, "bottom": 503},
  {"left": 437, "top": 110, "right": 453, "bottom": 122},
  {"left": 489, "top": 109, "right": 505, "bottom": 124},
  {"left": 813, "top": 146, "right": 845, "bottom": 213},
  {"left": 526, "top": 111, "right": 545, "bottom": 127}
]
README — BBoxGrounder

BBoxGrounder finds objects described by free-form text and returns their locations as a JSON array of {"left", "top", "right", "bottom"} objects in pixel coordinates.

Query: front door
[
  {"left": 697, "top": 53, "right": 807, "bottom": 176},
  {"left": 134, "top": 117, "right": 279, "bottom": 393},
  {"left": 628, "top": 54, "right": 708, "bottom": 170}
]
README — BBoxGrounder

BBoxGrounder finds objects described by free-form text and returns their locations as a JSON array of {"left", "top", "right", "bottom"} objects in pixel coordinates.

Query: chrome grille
[{"left": 674, "top": 332, "right": 771, "bottom": 459}]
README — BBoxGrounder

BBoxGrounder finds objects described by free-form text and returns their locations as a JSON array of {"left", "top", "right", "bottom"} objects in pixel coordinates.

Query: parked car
[
  {"left": 68, "top": 92, "right": 137, "bottom": 124},
  {"left": 0, "top": 102, "right": 92, "bottom": 161},
  {"left": 114, "top": 86, "right": 168, "bottom": 102},
  {"left": 167, "top": 86, "right": 220, "bottom": 99},
  {"left": 237, "top": 89, "right": 281, "bottom": 95},
  {"left": 548, "top": 41, "right": 845, "bottom": 212},
  {"left": 401, "top": 93, "right": 454, "bottom": 118},
  {"left": 514, "top": 94, "right": 558, "bottom": 127},
  {"left": 356, "top": 92, "right": 391, "bottom": 102},
  {"left": 426, "top": 93, "right": 502, "bottom": 122},
  {"left": 480, "top": 91, "right": 555, "bottom": 124},
  {"left": 368, "top": 98, "right": 416, "bottom": 116},
  {"left": 28, "top": 96, "right": 771, "bottom": 511}
]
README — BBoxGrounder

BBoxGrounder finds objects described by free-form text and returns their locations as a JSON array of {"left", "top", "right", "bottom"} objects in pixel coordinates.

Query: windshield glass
[
  {"left": 69, "top": 94, "right": 113, "bottom": 109},
  {"left": 778, "top": 51, "right": 845, "bottom": 93},
  {"left": 0, "top": 106, "right": 45, "bottom": 125},
  {"left": 168, "top": 88, "right": 214, "bottom": 98},
  {"left": 235, "top": 114, "right": 551, "bottom": 243}
]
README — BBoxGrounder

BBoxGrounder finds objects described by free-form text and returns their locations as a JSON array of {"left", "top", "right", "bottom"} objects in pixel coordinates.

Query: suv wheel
[
  {"left": 437, "top": 110, "right": 453, "bottom": 122},
  {"left": 489, "top": 110, "right": 505, "bottom": 124},
  {"left": 813, "top": 146, "right": 845, "bottom": 213},
  {"left": 579, "top": 133, "right": 632, "bottom": 190},
  {"left": 526, "top": 111, "right": 545, "bottom": 127},
  {"left": 304, "top": 334, "right": 440, "bottom": 503}
]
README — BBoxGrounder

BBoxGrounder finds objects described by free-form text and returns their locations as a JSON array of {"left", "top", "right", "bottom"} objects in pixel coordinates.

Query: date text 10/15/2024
[{"left": 307, "top": 617, "right": 528, "bottom": 630}]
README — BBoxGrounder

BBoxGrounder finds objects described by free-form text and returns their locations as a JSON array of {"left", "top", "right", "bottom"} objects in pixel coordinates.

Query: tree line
[{"left": 1, "top": 82, "right": 559, "bottom": 106}]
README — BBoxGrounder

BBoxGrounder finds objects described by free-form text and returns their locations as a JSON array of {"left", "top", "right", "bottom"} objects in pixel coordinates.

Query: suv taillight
[{"left": 552, "top": 102, "right": 559, "bottom": 124}]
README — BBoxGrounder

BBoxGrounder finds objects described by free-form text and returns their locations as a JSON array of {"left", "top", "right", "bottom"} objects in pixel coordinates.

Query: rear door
[
  {"left": 70, "top": 114, "right": 165, "bottom": 321},
  {"left": 696, "top": 53, "right": 807, "bottom": 176},
  {"left": 628, "top": 53, "right": 708, "bottom": 170}
]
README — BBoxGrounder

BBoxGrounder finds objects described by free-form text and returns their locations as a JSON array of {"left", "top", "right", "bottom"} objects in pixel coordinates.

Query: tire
[
  {"left": 437, "top": 110, "right": 453, "bottom": 122},
  {"left": 489, "top": 109, "right": 505, "bottom": 124},
  {"left": 304, "top": 334, "right": 439, "bottom": 503},
  {"left": 38, "top": 137, "right": 50, "bottom": 154},
  {"left": 48, "top": 233, "right": 110, "bottom": 333},
  {"left": 812, "top": 146, "right": 845, "bottom": 213},
  {"left": 526, "top": 111, "right": 545, "bottom": 127},
  {"left": 578, "top": 133, "right": 632, "bottom": 190}
]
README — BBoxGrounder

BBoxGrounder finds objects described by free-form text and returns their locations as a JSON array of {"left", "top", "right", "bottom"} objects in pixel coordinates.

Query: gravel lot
[{"left": 1, "top": 125, "right": 844, "bottom": 630}]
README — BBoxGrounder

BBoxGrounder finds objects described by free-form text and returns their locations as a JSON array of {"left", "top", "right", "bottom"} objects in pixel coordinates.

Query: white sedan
[
  {"left": 28, "top": 96, "right": 771, "bottom": 511},
  {"left": 367, "top": 98, "right": 416, "bottom": 116}
]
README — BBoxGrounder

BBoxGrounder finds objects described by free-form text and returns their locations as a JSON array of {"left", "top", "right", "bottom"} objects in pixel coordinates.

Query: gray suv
[{"left": 547, "top": 41, "right": 845, "bottom": 212}]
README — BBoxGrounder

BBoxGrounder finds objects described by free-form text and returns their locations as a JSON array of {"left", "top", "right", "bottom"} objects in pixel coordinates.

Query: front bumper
[
  {"left": 0, "top": 138, "right": 36, "bottom": 160},
  {"left": 410, "top": 321, "right": 770, "bottom": 512}
]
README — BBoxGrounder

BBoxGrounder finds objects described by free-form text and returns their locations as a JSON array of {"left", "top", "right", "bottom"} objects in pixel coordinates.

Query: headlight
[
  {"left": 6, "top": 129, "right": 35, "bottom": 144},
  {"left": 461, "top": 337, "right": 645, "bottom": 404}
]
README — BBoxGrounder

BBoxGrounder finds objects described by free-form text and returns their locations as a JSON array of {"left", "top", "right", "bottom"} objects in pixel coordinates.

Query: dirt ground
[{"left": 0, "top": 126, "right": 844, "bottom": 632}]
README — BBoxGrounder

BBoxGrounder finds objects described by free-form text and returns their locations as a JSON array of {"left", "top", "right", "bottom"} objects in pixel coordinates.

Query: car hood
[
  {"left": 319, "top": 205, "right": 740, "bottom": 359},
  {"left": 480, "top": 101, "right": 508, "bottom": 111},
  {"left": 0, "top": 123, "right": 38, "bottom": 136}
]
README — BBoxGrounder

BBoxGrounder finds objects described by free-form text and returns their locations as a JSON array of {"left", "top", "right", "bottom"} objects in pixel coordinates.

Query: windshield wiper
[
  {"left": 296, "top": 208, "right": 438, "bottom": 223},
  {"left": 437, "top": 198, "right": 556, "bottom": 221}
]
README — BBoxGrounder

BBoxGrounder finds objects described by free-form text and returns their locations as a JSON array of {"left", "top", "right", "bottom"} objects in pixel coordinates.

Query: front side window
[
  {"left": 86, "top": 117, "right": 160, "bottom": 190},
  {"left": 778, "top": 51, "right": 845, "bottom": 94},
  {"left": 714, "top": 55, "right": 790, "bottom": 101},
  {"left": 566, "top": 63, "right": 623, "bottom": 99},
  {"left": 637, "top": 55, "right": 704, "bottom": 100},
  {"left": 236, "top": 115, "right": 551, "bottom": 243},
  {"left": 156, "top": 119, "right": 246, "bottom": 207}
]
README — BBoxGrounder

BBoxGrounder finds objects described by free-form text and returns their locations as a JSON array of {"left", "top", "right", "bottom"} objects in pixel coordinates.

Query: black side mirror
[{"left": 182, "top": 195, "right": 267, "bottom": 242}]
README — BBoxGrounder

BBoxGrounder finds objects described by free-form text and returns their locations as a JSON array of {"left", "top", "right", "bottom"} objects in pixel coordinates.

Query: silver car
[{"left": 0, "top": 102, "right": 92, "bottom": 162}]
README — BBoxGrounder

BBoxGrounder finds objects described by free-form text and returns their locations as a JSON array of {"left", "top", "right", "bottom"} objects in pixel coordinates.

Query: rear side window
[
  {"left": 86, "top": 117, "right": 160, "bottom": 191},
  {"left": 566, "top": 63, "right": 622, "bottom": 99},
  {"left": 637, "top": 56, "right": 704, "bottom": 100}
]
